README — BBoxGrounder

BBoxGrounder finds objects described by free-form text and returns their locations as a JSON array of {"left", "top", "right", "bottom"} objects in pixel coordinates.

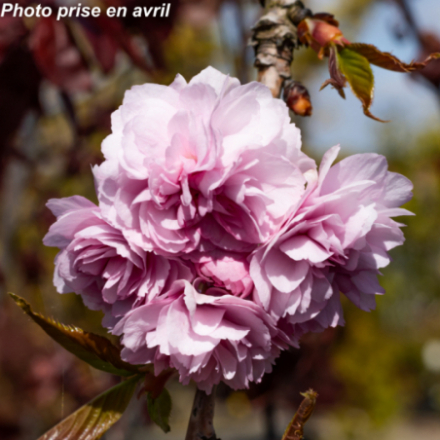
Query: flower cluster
[{"left": 44, "top": 67, "right": 413, "bottom": 393}]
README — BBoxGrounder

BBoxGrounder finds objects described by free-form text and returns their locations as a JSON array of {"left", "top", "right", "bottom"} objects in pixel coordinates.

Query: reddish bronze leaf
[
  {"left": 93, "top": 14, "right": 153, "bottom": 74},
  {"left": 9, "top": 293, "right": 142, "bottom": 377},
  {"left": 29, "top": 16, "right": 92, "bottom": 92},
  {"left": 349, "top": 43, "right": 440, "bottom": 72},
  {"left": 281, "top": 389, "right": 318, "bottom": 440}
]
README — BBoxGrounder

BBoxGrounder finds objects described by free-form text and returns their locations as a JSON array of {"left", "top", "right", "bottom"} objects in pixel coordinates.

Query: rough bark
[{"left": 251, "top": 0, "right": 311, "bottom": 97}]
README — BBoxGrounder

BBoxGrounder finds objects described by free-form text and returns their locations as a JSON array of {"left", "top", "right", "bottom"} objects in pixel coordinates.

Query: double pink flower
[{"left": 44, "top": 67, "right": 412, "bottom": 392}]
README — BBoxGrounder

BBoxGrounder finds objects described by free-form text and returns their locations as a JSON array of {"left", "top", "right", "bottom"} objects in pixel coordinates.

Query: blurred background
[{"left": 0, "top": 0, "right": 440, "bottom": 439}]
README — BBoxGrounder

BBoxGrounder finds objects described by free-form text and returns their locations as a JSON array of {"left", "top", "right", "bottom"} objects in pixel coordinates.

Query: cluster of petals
[
  {"left": 44, "top": 67, "right": 413, "bottom": 393},
  {"left": 92, "top": 66, "right": 315, "bottom": 256},
  {"left": 251, "top": 146, "right": 413, "bottom": 341},
  {"left": 114, "top": 280, "right": 289, "bottom": 393},
  {"left": 43, "top": 196, "right": 194, "bottom": 327}
]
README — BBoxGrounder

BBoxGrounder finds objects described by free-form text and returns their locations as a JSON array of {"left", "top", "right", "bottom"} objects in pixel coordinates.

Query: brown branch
[
  {"left": 392, "top": 0, "right": 440, "bottom": 98},
  {"left": 251, "top": 0, "right": 311, "bottom": 97},
  {"left": 281, "top": 389, "right": 318, "bottom": 440},
  {"left": 185, "top": 387, "right": 219, "bottom": 440}
]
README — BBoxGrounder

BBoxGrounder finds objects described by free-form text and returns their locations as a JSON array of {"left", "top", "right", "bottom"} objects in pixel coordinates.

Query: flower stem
[{"left": 185, "top": 386, "right": 218, "bottom": 440}]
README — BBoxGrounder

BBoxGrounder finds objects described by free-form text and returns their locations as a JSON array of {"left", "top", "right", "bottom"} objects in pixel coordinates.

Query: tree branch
[
  {"left": 393, "top": 0, "right": 423, "bottom": 41},
  {"left": 393, "top": 0, "right": 440, "bottom": 98},
  {"left": 185, "top": 387, "right": 219, "bottom": 440},
  {"left": 251, "top": 0, "right": 311, "bottom": 97}
]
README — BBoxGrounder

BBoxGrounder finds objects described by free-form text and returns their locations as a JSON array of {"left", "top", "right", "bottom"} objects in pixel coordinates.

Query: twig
[
  {"left": 392, "top": 0, "right": 440, "bottom": 100},
  {"left": 185, "top": 387, "right": 219, "bottom": 440},
  {"left": 281, "top": 389, "right": 318, "bottom": 440}
]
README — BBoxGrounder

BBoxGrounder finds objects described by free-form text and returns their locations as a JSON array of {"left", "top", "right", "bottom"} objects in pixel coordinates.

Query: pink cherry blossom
[
  {"left": 113, "top": 280, "right": 289, "bottom": 394},
  {"left": 43, "top": 196, "right": 195, "bottom": 327},
  {"left": 93, "top": 66, "right": 316, "bottom": 256},
  {"left": 250, "top": 146, "right": 413, "bottom": 338},
  {"left": 43, "top": 66, "right": 414, "bottom": 393}
]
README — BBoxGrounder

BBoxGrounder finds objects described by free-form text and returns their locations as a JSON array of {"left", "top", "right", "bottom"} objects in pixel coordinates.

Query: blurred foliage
[
  {"left": 333, "top": 308, "right": 419, "bottom": 424},
  {"left": 163, "top": 23, "right": 217, "bottom": 84},
  {"left": 324, "top": 126, "right": 440, "bottom": 433}
]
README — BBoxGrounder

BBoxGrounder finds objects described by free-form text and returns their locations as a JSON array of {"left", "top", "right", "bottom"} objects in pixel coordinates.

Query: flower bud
[
  {"left": 298, "top": 17, "right": 350, "bottom": 57},
  {"left": 283, "top": 80, "right": 313, "bottom": 117}
]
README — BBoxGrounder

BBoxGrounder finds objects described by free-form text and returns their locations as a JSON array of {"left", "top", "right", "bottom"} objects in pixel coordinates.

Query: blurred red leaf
[
  {"left": 29, "top": 16, "right": 91, "bottom": 92},
  {"left": 106, "top": 0, "right": 182, "bottom": 70},
  {"left": 76, "top": 18, "right": 118, "bottom": 73},
  {"left": 92, "top": 13, "right": 153, "bottom": 73}
]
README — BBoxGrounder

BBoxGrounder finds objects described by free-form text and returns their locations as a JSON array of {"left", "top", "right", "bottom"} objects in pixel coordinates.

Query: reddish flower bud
[
  {"left": 298, "top": 17, "right": 350, "bottom": 58},
  {"left": 283, "top": 81, "right": 313, "bottom": 117}
]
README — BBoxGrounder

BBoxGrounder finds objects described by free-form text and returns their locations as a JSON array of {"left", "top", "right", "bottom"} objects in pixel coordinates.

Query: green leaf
[
  {"left": 337, "top": 48, "right": 387, "bottom": 122},
  {"left": 9, "top": 293, "right": 141, "bottom": 377},
  {"left": 38, "top": 375, "right": 141, "bottom": 440},
  {"left": 348, "top": 43, "right": 440, "bottom": 72},
  {"left": 147, "top": 388, "right": 172, "bottom": 433}
]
